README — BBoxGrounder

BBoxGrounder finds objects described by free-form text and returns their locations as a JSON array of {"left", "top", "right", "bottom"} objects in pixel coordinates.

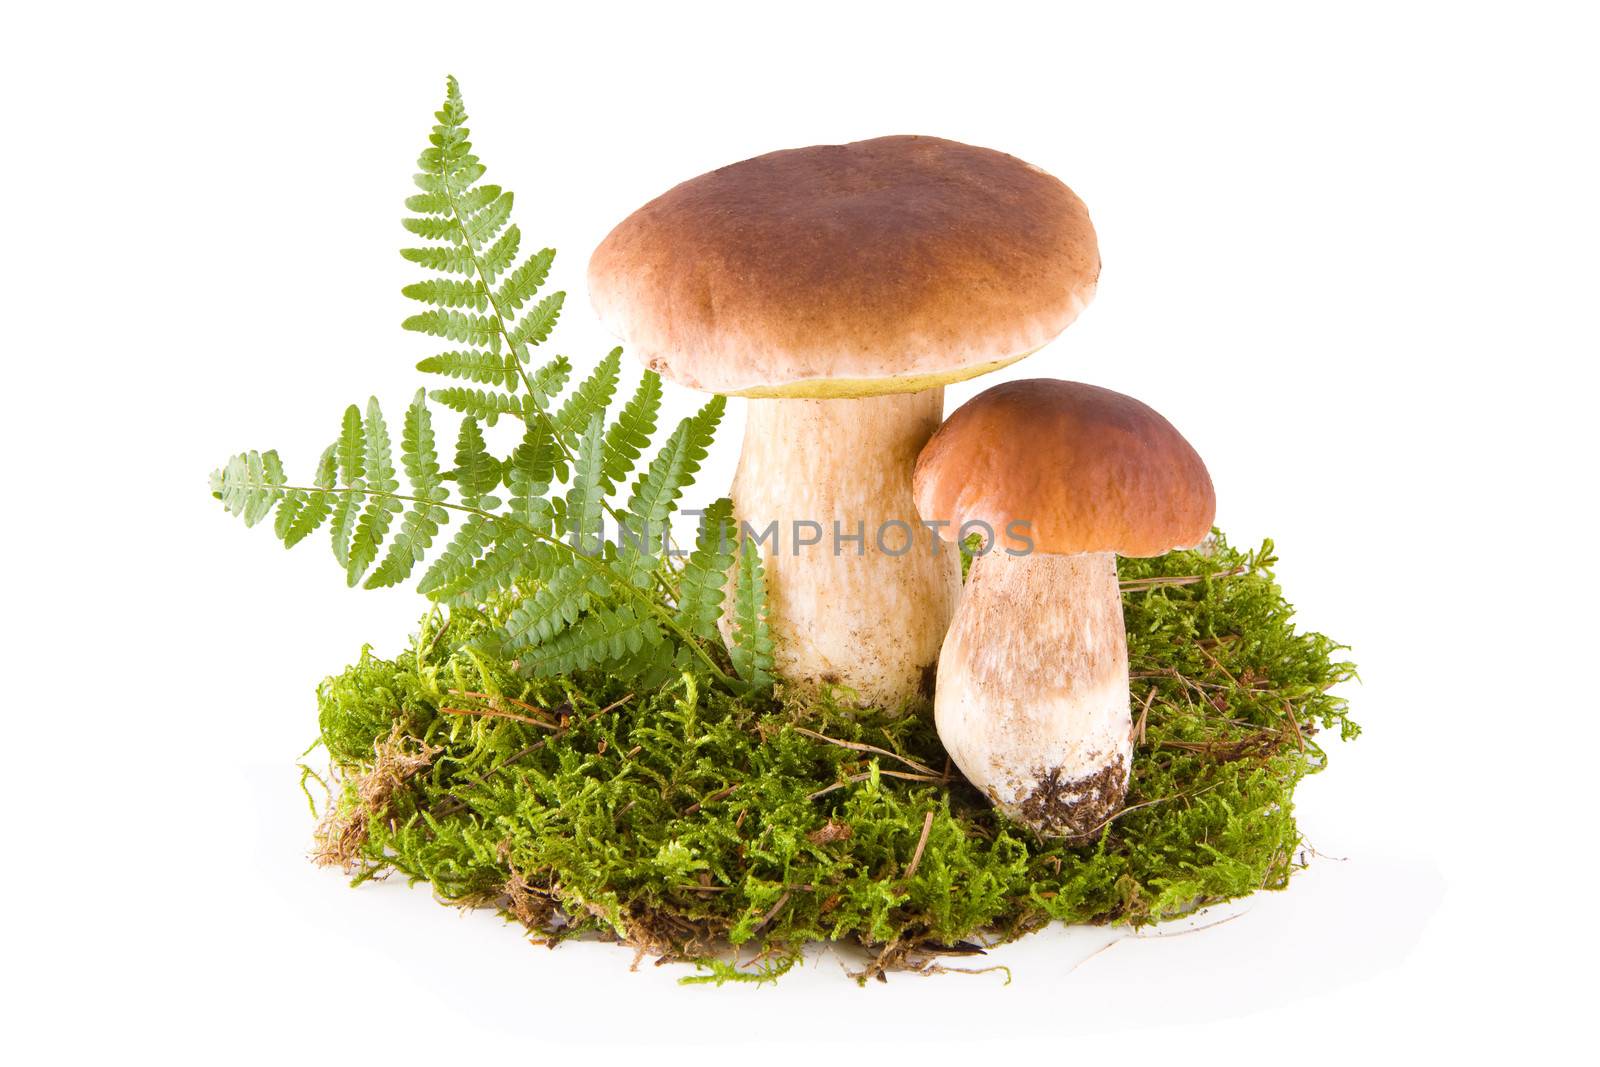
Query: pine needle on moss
[{"left": 308, "top": 532, "right": 1356, "bottom": 984}]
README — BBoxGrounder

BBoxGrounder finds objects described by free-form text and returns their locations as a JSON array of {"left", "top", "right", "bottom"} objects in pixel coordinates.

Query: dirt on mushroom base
[{"left": 307, "top": 532, "right": 1356, "bottom": 985}]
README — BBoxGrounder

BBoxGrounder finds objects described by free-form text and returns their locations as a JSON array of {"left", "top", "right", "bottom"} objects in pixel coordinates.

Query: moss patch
[{"left": 308, "top": 533, "right": 1356, "bottom": 984}]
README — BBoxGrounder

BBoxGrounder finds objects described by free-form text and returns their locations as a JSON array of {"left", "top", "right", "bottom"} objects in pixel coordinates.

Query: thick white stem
[
  {"left": 725, "top": 389, "right": 961, "bottom": 710},
  {"left": 935, "top": 550, "right": 1132, "bottom": 837}
]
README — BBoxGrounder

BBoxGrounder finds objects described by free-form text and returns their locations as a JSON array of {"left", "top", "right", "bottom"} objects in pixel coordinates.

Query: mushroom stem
[
  {"left": 724, "top": 388, "right": 961, "bottom": 710},
  {"left": 935, "top": 549, "right": 1132, "bottom": 838}
]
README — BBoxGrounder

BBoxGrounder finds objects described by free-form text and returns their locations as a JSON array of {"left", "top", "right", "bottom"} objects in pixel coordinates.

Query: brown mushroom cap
[
  {"left": 913, "top": 379, "right": 1216, "bottom": 558},
  {"left": 588, "top": 136, "right": 1100, "bottom": 397}
]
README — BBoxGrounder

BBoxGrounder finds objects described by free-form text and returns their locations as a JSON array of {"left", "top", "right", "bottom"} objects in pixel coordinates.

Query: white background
[{"left": 6, "top": 1, "right": 1596, "bottom": 1061}]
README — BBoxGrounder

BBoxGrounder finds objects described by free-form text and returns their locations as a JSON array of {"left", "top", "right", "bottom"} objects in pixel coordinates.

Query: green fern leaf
[
  {"left": 516, "top": 603, "right": 660, "bottom": 678},
  {"left": 402, "top": 309, "right": 499, "bottom": 346},
  {"left": 501, "top": 562, "right": 610, "bottom": 651},
  {"left": 479, "top": 224, "right": 520, "bottom": 284},
  {"left": 506, "top": 420, "right": 558, "bottom": 532},
  {"left": 508, "top": 291, "right": 566, "bottom": 351},
  {"left": 434, "top": 527, "right": 549, "bottom": 608},
  {"left": 401, "top": 278, "right": 487, "bottom": 310},
  {"left": 347, "top": 398, "right": 402, "bottom": 585},
  {"left": 211, "top": 450, "right": 284, "bottom": 528},
  {"left": 365, "top": 391, "right": 447, "bottom": 589},
  {"left": 366, "top": 503, "right": 443, "bottom": 589},
  {"left": 401, "top": 215, "right": 462, "bottom": 242},
  {"left": 526, "top": 354, "right": 573, "bottom": 410},
  {"left": 675, "top": 497, "right": 736, "bottom": 641},
  {"left": 416, "top": 349, "right": 506, "bottom": 385},
  {"left": 601, "top": 370, "right": 663, "bottom": 496},
  {"left": 400, "top": 245, "right": 475, "bottom": 275},
  {"left": 564, "top": 413, "right": 607, "bottom": 553},
  {"left": 398, "top": 389, "right": 444, "bottom": 498},
  {"left": 416, "top": 513, "right": 495, "bottom": 597},
  {"left": 456, "top": 183, "right": 501, "bottom": 214},
  {"left": 430, "top": 386, "right": 520, "bottom": 426},
  {"left": 464, "top": 191, "right": 514, "bottom": 245},
  {"left": 336, "top": 403, "right": 365, "bottom": 484},
  {"left": 623, "top": 394, "right": 725, "bottom": 551},
  {"left": 495, "top": 247, "right": 555, "bottom": 311},
  {"left": 276, "top": 445, "right": 337, "bottom": 548},
  {"left": 730, "top": 536, "right": 775, "bottom": 690},
  {"left": 448, "top": 417, "right": 502, "bottom": 506},
  {"left": 404, "top": 191, "right": 451, "bottom": 215},
  {"left": 330, "top": 404, "right": 366, "bottom": 568},
  {"left": 555, "top": 347, "right": 621, "bottom": 446}
]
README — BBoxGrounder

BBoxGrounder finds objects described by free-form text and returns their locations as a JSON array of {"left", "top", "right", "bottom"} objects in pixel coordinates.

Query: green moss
[{"left": 310, "top": 533, "right": 1355, "bottom": 984}]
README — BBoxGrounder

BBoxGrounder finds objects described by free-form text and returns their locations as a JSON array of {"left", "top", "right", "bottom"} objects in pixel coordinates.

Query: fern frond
[
  {"left": 401, "top": 278, "right": 487, "bottom": 311},
  {"left": 347, "top": 398, "right": 402, "bottom": 586},
  {"left": 433, "top": 526, "right": 547, "bottom": 608},
  {"left": 416, "top": 513, "right": 495, "bottom": 598},
  {"left": 366, "top": 501, "right": 444, "bottom": 589},
  {"left": 400, "top": 215, "right": 462, "bottom": 242},
  {"left": 416, "top": 349, "right": 506, "bottom": 386},
  {"left": 211, "top": 450, "right": 283, "bottom": 528},
  {"left": 564, "top": 414, "right": 607, "bottom": 553},
  {"left": 479, "top": 224, "right": 520, "bottom": 284},
  {"left": 430, "top": 386, "right": 520, "bottom": 426},
  {"left": 404, "top": 191, "right": 451, "bottom": 215},
  {"left": 555, "top": 347, "right": 622, "bottom": 446},
  {"left": 675, "top": 498, "right": 736, "bottom": 641},
  {"left": 402, "top": 309, "right": 499, "bottom": 346},
  {"left": 501, "top": 562, "right": 609, "bottom": 651},
  {"left": 398, "top": 389, "right": 443, "bottom": 496},
  {"left": 336, "top": 403, "right": 365, "bottom": 484},
  {"left": 516, "top": 603, "right": 660, "bottom": 678},
  {"left": 623, "top": 394, "right": 726, "bottom": 548},
  {"left": 526, "top": 354, "right": 573, "bottom": 411},
  {"left": 275, "top": 444, "right": 337, "bottom": 548},
  {"left": 507, "top": 291, "right": 565, "bottom": 351},
  {"left": 730, "top": 536, "right": 775, "bottom": 690},
  {"left": 365, "top": 391, "right": 449, "bottom": 589},
  {"left": 464, "top": 191, "right": 514, "bottom": 244},
  {"left": 330, "top": 404, "right": 366, "bottom": 568},
  {"left": 448, "top": 417, "right": 501, "bottom": 506},
  {"left": 495, "top": 247, "right": 555, "bottom": 312},
  {"left": 506, "top": 420, "right": 558, "bottom": 532},
  {"left": 450, "top": 185, "right": 495, "bottom": 216},
  {"left": 215, "top": 77, "right": 747, "bottom": 693},
  {"left": 601, "top": 370, "right": 663, "bottom": 496},
  {"left": 400, "top": 245, "right": 475, "bottom": 275}
]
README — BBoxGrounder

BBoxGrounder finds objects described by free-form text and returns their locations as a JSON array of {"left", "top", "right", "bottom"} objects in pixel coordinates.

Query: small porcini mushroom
[
  {"left": 588, "top": 136, "right": 1099, "bottom": 709},
  {"left": 913, "top": 379, "right": 1215, "bottom": 837}
]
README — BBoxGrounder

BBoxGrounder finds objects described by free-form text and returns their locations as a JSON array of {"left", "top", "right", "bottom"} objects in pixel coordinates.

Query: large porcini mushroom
[
  {"left": 588, "top": 136, "right": 1100, "bottom": 709},
  {"left": 912, "top": 379, "right": 1215, "bottom": 837}
]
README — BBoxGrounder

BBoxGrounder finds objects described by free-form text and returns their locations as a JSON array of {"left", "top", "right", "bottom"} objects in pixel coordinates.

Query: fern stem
[{"left": 267, "top": 483, "right": 732, "bottom": 685}]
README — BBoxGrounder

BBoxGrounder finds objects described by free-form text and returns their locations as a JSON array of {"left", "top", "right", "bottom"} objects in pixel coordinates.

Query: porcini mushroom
[
  {"left": 588, "top": 136, "right": 1100, "bottom": 709},
  {"left": 912, "top": 379, "right": 1215, "bottom": 837}
]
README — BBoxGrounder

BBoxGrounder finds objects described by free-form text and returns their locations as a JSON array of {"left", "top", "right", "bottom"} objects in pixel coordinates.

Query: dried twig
[
  {"left": 902, "top": 810, "right": 936, "bottom": 883},
  {"left": 682, "top": 783, "right": 739, "bottom": 815},
  {"left": 1119, "top": 564, "right": 1248, "bottom": 592},
  {"left": 438, "top": 705, "right": 558, "bottom": 730},
  {"left": 751, "top": 890, "right": 793, "bottom": 934},
  {"left": 791, "top": 727, "right": 942, "bottom": 778},
  {"left": 807, "top": 768, "right": 947, "bottom": 801},
  {"left": 1131, "top": 686, "right": 1157, "bottom": 744},
  {"left": 448, "top": 690, "right": 553, "bottom": 718}
]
